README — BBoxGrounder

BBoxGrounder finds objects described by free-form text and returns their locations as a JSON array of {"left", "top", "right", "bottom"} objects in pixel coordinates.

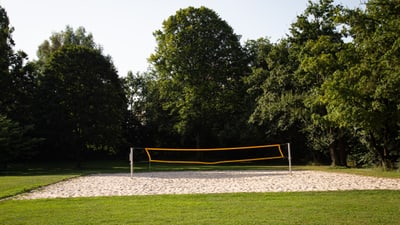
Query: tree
[
  {"left": 37, "top": 45, "right": 126, "bottom": 166},
  {"left": 0, "top": 5, "right": 39, "bottom": 166},
  {"left": 293, "top": 0, "right": 352, "bottom": 166},
  {"left": 37, "top": 25, "right": 101, "bottom": 62},
  {"left": 123, "top": 71, "right": 153, "bottom": 147},
  {"left": 0, "top": 4, "right": 15, "bottom": 116},
  {"left": 149, "top": 6, "right": 248, "bottom": 148},
  {"left": 122, "top": 70, "right": 181, "bottom": 148},
  {"left": 322, "top": 0, "right": 400, "bottom": 169},
  {"left": 246, "top": 38, "right": 312, "bottom": 162},
  {"left": 248, "top": 0, "right": 351, "bottom": 165},
  {"left": 0, "top": 114, "right": 39, "bottom": 169},
  {"left": 248, "top": 38, "right": 301, "bottom": 134}
]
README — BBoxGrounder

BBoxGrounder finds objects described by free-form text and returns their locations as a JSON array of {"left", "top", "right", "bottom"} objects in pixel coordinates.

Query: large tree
[
  {"left": 37, "top": 45, "right": 126, "bottom": 166},
  {"left": 149, "top": 6, "right": 248, "bottom": 147},
  {"left": 122, "top": 70, "right": 181, "bottom": 148},
  {"left": 291, "top": 0, "right": 351, "bottom": 166},
  {"left": 322, "top": 0, "right": 400, "bottom": 169},
  {"left": 0, "top": 5, "right": 39, "bottom": 168},
  {"left": 248, "top": 0, "right": 351, "bottom": 165},
  {"left": 0, "top": 5, "right": 12, "bottom": 100}
]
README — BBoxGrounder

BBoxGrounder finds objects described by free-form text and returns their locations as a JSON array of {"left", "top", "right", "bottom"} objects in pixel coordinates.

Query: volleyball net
[
  {"left": 144, "top": 144, "right": 286, "bottom": 165},
  {"left": 129, "top": 143, "right": 293, "bottom": 177}
]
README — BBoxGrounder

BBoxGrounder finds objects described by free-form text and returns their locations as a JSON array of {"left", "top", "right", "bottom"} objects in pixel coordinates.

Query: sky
[{"left": 1, "top": 0, "right": 364, "bottom": 76}]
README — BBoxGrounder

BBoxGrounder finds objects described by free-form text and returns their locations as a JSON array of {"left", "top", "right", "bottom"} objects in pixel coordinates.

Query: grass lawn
[
  {"left": 1, "top": 191, "right": 399, "bottom": 225},
  {"left": 0, "top": 174, "right": 79, "bottom": 199},
  {"left": 1, "top": 162, "right": 399, "bottom": 224},
  {"left": 295, "top": 165, "right": 400, "bottom": 179}
]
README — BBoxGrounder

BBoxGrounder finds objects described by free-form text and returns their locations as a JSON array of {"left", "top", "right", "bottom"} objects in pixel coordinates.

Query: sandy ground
[{"left": 15, "top": 170, "right": 400, "bottom": 199}]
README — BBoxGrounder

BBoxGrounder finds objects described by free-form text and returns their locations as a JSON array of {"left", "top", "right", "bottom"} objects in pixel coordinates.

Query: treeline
[{"left": 1, "top": 0, "right": 399, "bottom": 169}]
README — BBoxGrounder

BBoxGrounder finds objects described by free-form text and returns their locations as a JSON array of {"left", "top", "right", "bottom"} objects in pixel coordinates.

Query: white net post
[
  {"left": 287, "top": 143, "right": 292, "bottom": 175},
  {"left": 130, "top": 147, "right": 134, "bottom": 178}
]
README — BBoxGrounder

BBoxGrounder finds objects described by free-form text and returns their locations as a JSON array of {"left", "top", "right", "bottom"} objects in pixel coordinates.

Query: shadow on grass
[{"left": 0, "top": 161, "right": 131, "bottom": 176}]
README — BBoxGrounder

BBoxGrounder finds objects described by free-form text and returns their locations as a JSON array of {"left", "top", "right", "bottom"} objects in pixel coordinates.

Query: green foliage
[
  {"left": 0, "top": 5, "right": 13, "bottom": 75},
  {"left": 0, "top": 5, "right": 34, "bottom": 121},
  {"left": 122, "top": 70, "right": 178, "bottom": 147},
  {"left": 0, "top": 115, "right": 40, "bottom": 169},
  {"left": 0, "top": 6, "right": 40, "bottom": 167},
  {"left": 1, "top": 1, "right": 399, "bottom": 169},
  {"left": 37, "top": 25, "right": 101, "bottom": 62},
  {"left": 321, "top": 0, "right": 400, "bottom": 169},
  {"left": 248, "top": 39, "right": 301, "bottom": 131},
  {"left": 36, "top": 46, "right": 126, "bottom": 163},
  {"left": 247, "top": 0, "right": 350, "bottom": 165},
  {"left": 149, "top": 6, "right": 249, "bottom": 147}
]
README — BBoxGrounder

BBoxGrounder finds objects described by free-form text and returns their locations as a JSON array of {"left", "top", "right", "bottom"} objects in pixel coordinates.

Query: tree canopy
[
  {"left": 1, "top": 1, "right": 399, "bottom": 169},
  {"left": 37, "top": 45, "right": 126, "bottom": 165},
  {"left": 37, "top": 25, "right": 101, "bottom": 62},
  {"left": 0, "top": 5, "right": 39, "bottom": 168},
  {"left": 149, "top": 6, "right": 249, "bottom": 147},
  {"left": 321, "top": 0, "right": 400, "bottom": 169}
]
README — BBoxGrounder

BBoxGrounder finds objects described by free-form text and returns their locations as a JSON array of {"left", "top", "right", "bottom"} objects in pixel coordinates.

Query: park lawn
[
  {"left": 0, "top": 174, "right": 80, "bottom": 199},
  {"left": 1, "top": 163, "right": 399, "bottom": 224},
  {"left": 0, "top": 190, "right": 399, "bottom": 225},
  {"left": 0, "top": 160, "right": 131, "bottom": 199},
  {"left": 295, "top": 165, "right": 400, "bottom": 179}
]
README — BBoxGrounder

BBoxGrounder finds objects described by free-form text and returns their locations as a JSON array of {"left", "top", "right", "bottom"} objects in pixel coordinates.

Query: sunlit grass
[
  {"left": 1, "top": 191, "right": 399, "bottom": 225},
  {"left": 0, "top": 174, "right": 79, "bottom": 199},
  {"left": 295, "top": 165, "right": 400, "bottom": 179},
  {"left": 1, "top": 161, "right": 399, "bottom": 224}
]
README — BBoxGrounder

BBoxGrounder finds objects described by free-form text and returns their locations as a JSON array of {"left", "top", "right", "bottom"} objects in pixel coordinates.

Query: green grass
[
  {"left": 1, "top": 162, "right": 400, "bottom": 224},
  {"left": 0, "top": 161, "right": 128, "bottom": 199},
  {"left": 0, "top": 174, "right": 79, "bottom": 199},
  {"left": 295, "top": 165, "right": 400, "bottom": 179},
  {"left": 0, "top": 191, "right": 399, "bottom": 224}
]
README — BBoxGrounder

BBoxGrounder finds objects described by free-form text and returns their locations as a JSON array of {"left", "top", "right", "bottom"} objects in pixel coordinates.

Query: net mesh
[{"left": 145, "top": 144, "right": 285, "bottom": 165}]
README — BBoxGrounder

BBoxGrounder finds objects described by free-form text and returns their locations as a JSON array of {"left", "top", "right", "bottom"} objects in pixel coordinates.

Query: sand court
[{"left": 15, "top": 170, "right": 400, "bottom": 199}]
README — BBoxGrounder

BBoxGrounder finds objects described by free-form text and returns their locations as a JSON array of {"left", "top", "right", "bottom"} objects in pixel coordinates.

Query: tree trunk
[
  {"left": 337, "top": 137, "right": 347, "bottom": 167},
  {"left": 381, "top": 146, "right": 392, "bottom": 171},
  {"left": 329, "top": 142, "right": 337, "bottom": 167},
  {"left": 369, "top": 132, "right": 389, "bottom": 171}
]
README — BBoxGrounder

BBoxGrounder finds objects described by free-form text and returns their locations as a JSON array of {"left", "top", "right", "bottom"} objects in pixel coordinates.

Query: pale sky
[{"left": 1, "top": 0, "right": 363, "bottom": 76}]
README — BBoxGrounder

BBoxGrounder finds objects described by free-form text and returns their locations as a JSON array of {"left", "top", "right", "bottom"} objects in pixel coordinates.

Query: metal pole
[
  {"left": 287, "top": 143, "right": 292, "bottom": 175},
  {"left": 130, "top": 147, "right": 134, "bottom": 178}
]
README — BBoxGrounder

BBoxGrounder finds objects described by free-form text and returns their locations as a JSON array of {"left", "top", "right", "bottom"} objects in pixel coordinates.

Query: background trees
[
  {"left": 290, "top": 0, "right": 349, "bottom": 166},
  {"left": 322, "top": 0, "right": 400, "bottom": 169},
  {"left": 0, "top": 5, "right": 35, "bottom": 123},
  {"left": 36, "top": 45, "right": 126, "bottom": 166},
  {"left": 0, "top": 5, "right": 39, "bottom": 168},
  {"left": 247, "top": 0, "right": 348, "bottom": 165},
  {"left": 1, "top": 1, "right": 399, "bottom": 169},
  {"left": 37, "top": 25, "right": 101, "bottom": 63},
  {"left": 149, "top": 6, "right": 249, "bottom": 148}
]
